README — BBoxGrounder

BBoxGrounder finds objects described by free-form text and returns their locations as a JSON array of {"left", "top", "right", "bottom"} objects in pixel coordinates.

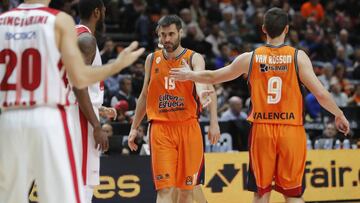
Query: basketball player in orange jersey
[
  {"left": 0, "top": 0, "right": 144, "bottom": 202},
  {"left": 127, "top": 15, "right": 220, "bottom": 203},
  {"left": 170, "top": 8, "right": 350, "bottom": 203}
]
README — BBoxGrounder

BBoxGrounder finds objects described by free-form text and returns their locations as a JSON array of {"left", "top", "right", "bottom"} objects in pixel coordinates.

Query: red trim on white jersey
[
  {"left": 58, "top": 105, "right": 82, "bottom": 203},
  {"left": 79, "top": 109, "right": 89, "bottom": 185},
  {"left": 76, "top": 25, "right": 91, "bottom": 36}
]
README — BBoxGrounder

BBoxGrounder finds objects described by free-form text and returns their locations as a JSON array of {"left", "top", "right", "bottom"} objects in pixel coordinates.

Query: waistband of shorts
[{"left": 150, "top": 118, "right": 198, "bottom": 126}]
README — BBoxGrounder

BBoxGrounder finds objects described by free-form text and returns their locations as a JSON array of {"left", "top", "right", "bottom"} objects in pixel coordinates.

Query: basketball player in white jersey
[
  {"left": 0, "top": 0, "right": 144, "bottom": 203},
  {"left": 67, "top": 0, "right": 109, "bottom": 202}
]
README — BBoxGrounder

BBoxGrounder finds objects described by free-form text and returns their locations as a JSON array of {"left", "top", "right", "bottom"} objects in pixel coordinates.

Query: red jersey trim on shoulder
[
  {"left": 76, "top": 25, "right": 91, "bottom": 36},
  {"left": 12, "top": 7, "right": 60, "bottom": 16}
]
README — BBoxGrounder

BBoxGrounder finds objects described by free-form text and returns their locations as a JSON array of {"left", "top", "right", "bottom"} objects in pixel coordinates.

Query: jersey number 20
[
  {"left": 0, "top": 48, "right": 41, "bottom": 91},
  {"left": 267, "top": 76, "right": 282, "bottom": 104}
]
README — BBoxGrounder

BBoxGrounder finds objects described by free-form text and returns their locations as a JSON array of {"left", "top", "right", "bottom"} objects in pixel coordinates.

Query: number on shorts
[
  {"left": 267, "top": 76, "right": 282, "bottom": 104},
  {"left": 0, "top": 48, "right": 41, "bottom": 91},
  {"left": 164, "top": 76, "right": 175, "bottom": 90}
]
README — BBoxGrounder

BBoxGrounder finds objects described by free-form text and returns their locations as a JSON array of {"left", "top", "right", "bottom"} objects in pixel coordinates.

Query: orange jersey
[
  {"left": 247, "top": 44, "right": 304, "bottom": 125},
  {"left": 146, "top": 49, "right": 201, "bottom": 121}
]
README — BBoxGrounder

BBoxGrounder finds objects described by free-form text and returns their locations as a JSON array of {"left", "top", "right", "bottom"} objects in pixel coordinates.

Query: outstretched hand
[
  {"left": 115, "top": 41, "right": 145, "bottom": 71},
  {"left": 199, "top": 89, "right": 214, "bottom": 108},
  {"left": 169, "top": 59, "right": 193, "bottom": 81}
]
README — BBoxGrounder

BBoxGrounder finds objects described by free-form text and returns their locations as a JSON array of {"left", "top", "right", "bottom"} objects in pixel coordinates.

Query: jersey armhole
[
  {"left": 294, "top": 48, "right": 302, "bottom": 86},
  {"left": 189, "top": 51, "right": 196, "bottom": 71},
  {"left": 246, "top": 51, "right": 256, "bottom": 84},
  {"left": 147, "top": 53, "right": 155, "bottom": 85}
]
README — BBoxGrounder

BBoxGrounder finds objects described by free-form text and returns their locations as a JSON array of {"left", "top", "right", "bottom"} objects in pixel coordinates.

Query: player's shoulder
[{"left": 55, "top": 11, "right": 75, "bottom": 26}]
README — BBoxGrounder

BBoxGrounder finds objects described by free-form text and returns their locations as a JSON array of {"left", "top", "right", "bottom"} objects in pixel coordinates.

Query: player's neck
[
  {"left": 266, "top": 35, "right": 285, "bottom": 47},
  {"left": 24, "top": 0, "right": 48, "bottom": 6},
  {"left": 79, "top": 20, "right": 96, "bottom": 34},
  {"left": 164, "top": 46, "right": 185, "bottom": 59}
]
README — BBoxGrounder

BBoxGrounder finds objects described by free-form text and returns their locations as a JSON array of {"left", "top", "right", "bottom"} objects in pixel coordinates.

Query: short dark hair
[
  {"left": 78, "top": 0, "right": 104, "bottom": 20},
  {"left": 156, "top": 15, "right": 182, "bottom": 32},
  {"left": 263, "top": 7, "right": 288, "bottom": 38}
]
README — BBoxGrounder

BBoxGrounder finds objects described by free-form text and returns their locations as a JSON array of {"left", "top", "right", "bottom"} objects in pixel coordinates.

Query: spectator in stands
[
  {"left": 313, "top": 122, "right": 339, "bottom": 149},
  {"left": 114, "top": 100, "right": 131, "bottom": 124},
  {"left": 214, "top": 43, "right": 234, "bottom": 69},
  {"left": 130, "top": 61, "right": 145, "bottom": 98},
  {"left": 336, "top": 29, "right": 354, "bottom": 60},
  {"left": 305, "top": 92, "right": 321, "bottom": 120},
  {"left": 219, "top": 7, "right": 242, "bottom": 46},
  {"left": 102, "top": 123, "right": 113, "bottom": 138},
  {"left": 220, "top": 96, "right": 247, "bottom": 121},
  {"left": 205, "top": 23, "right": 227, "bottom": 57},
  {"left": 286, "top": 30, "right": 300, "bottom": 47},
  {"left": 182, "top": 24, "right": 213, "bottom": 57},
  {"left": 299, "top": 27, "right": 321, "bottom": 57},
  {"left": 245, "top": 0, "right": 265, "bottom": 21},
  {"left": 100, "top": 38, "right": 116, "bottom": 64},
  {"left": 318, "top": 63, "right": 334, "bottom": 90},
  {"left": 111, "top": 76, "right": 136, "bottom": 110},
  {"left": 353, "top": 48, "right": 360, "bottom": 79},
  {"left": 330, "top": 82, "right": 349, "bottom": 107},
  {"left": 235, "top": 9, "right": 253, "bottom": 41},
  {"left": 300, "top": 0, "right": 325, "bottom": 22},
  {"left": 0, "top": 0, "right": 19, "bottom": 12},
  {"left": 103, "top": 71, "right": 122, "bottom": 103},
  {"left": 348, "top": 84, "right": 360, "bottom": 106},
  {"left": 332, "top": 46, "right": 353, "bottom": 68},
  {"left": 205, "top": 0, "right": 222, "bottom": 23},
  {"left": 189, "top": 0, "right": 205, "bottom": 22},
  {"left": 135, "top": 2, "right": 151, "bottom": 48},
  {"left": 330, "top": 64, "right": 347, "bottom": 86},
  {"left": 179, "top": 8, "right": 205, "bottom": 41}
]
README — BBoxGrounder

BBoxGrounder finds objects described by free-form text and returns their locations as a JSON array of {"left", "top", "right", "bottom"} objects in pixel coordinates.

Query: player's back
[
  {"left": 66, "top": 25, "right": 104, "bottom": 108},
  {"left": 247, "top": 44, "right": 304, "bottom": 125},
  {"left": 0, "top": 4, "right": 67, "bottom": 109}
]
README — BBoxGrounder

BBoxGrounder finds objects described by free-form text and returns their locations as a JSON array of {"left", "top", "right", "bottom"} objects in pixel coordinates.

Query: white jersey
[
  {"left": 0, "top": 3, "right": 68, "bottom": 109},
  {"left": 67, "top": 25, "right": 104, "bottom": 108}
]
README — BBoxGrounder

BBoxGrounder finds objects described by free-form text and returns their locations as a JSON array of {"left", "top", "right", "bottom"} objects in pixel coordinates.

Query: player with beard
[
  {"left": 67, "top": 0, "right": 112, "bottom": 202},
  {"left": 128, "top": 15, "right": 220, "bottom": 203}
]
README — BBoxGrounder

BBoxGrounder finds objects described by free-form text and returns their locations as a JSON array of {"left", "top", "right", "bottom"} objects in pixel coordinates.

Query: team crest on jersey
[
  {"left": 156, "top": 56, "right": 161, "bottom": 64},
  {"left": 185, "top": 176, "right": 193, "bottom": 185}
]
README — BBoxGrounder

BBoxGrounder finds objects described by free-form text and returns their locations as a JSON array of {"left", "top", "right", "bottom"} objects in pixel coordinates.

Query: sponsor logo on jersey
[
  {"left": 5, "top": 31, "right": 36, "bottom": 40},
  {"left": 253, "top": 112, "right": 295, "bottom": 120},
  {"left": 158, "top": 93, "right": 185, "bottom": 113},
  {"left": 259, "top": 63, "right": 288, "bottom": 72}
]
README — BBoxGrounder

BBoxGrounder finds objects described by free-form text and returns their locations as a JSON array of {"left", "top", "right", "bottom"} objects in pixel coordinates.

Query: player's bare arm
[
  {"left": 55, "top": 12, "right": 144, "bottom": 89},
  {"left": 128, "top": 53, "right": 152, "bottom": 151},
  {"left": 297, "top": 50, "right": 350, "bottom": 135},
  {"left": 170, "top": 52, "right": 252, "bottom": 84},
  {"left": 191, "top": 53, "right": 220, "bottom": 144},
  {"left": 73, "top": 32, "right": 108, "bottom": 151}
]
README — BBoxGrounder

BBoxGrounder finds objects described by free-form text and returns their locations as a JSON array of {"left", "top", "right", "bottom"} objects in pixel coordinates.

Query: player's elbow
[
  {"left": 71, "top": 76, "right": 88, "bottom": 89},
  {"left": 313, "top": 91, "right": 329, "bottom": 103}
]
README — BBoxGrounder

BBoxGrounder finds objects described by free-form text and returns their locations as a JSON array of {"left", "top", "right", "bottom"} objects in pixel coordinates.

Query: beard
[
  {"left": 163, "top": 36, "right": 180, "bottom": 53},
  {"left": 95, "top": 17, "right": 105, "bottom": 35}
]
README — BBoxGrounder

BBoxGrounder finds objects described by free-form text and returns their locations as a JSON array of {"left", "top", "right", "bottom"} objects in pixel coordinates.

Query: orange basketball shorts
[
  {"left": 149, "top": 119, "right": 204, "bottom": 190},
  {"left": 247, "top": 123, "right": 307, "bottom": 197}
]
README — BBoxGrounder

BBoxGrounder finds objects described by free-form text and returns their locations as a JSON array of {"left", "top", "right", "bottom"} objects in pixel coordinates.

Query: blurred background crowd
[{"left": 2, "top": 0, "right": 360, "bottom": 153}]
